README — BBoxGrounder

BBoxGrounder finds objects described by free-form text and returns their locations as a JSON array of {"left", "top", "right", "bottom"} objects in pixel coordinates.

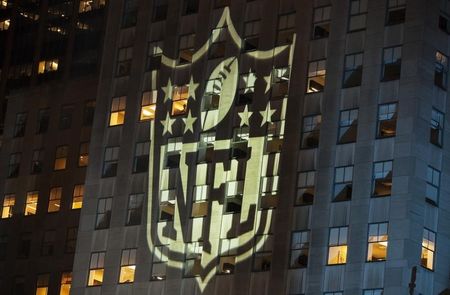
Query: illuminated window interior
[
  {"left": 367, "top": 223, "right": 388, "bottom": 261},
  {"left": 1, "top": 194, "right": 15, "bottom": 219},
  {"left": 171, "top": 85, "right": 189, "bottom": 116},
  {"left": 140, "top": 90, "right": 157, "bottom": 121},
  {"left": 79, "top": 0, "right": 106, "bottom": 13},
  {"left": 78, "top": 142, "right": 89, "bottom": 167},
  {"left": 36, "top": 274, "right": 49, "bottom": 295},
  {"left": 372, "top": 161, "right": 393, "bottom": 197},
  {"left": 59, "top": 272, "right": 72, "bottom": 295},
  {"left": 119, "top": 249, "right": 137, "bottom": 283},
  {"left": 38, "top": 59, "right": 59, "bottom": 74},
  {"left": 327, "top": 227, "right": 348, "bottom": 265},
  {"left": 72, "top": 184, "right": 84, "bottom": 209},
  {"left": 48, "top": 187, "right": 62, "bottom": 213},
  {"left": 0, "top": 18, "right": 10, "bottom": 30},
  {"left": 88, "top": 252, "right": 105, "bottom": 286},
  {"left": 421, "top": 229, "right": 435, "bottom": 270},
  {"left": 25, "top": 192, "right": 38, "bottom": 216},
  {"left": 109, "top": 96, "right": 126, "bottom": 126},
  {"left": 54, "top": 146, "right": 68, "bottom": 170},
  {"left": 306, "top": 59, "right": 326, "bottom": 93},
  {"left": 377, "top": 103, "right": 397, "bottom": 138}
]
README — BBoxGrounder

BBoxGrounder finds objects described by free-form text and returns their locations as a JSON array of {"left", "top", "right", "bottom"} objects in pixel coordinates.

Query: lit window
[
  {"left": 48, "top": 187, "right": 62, "bottom": 213},
  {"left": 140, "top": 91, "right": 157, "bottom": 121},
  {"left": 25, "top": 191, "right": 39, "bottom": 216},
  {"left": 430, "top": 109, "right": 444, "bottom": 147},
  {"left": 0, "top": 18, "right": 10, "bottom": 30},
  {"left": 36, "top": 274, "right": 49, "bottom": 295},
  {"left": 151, "top": 244, "right": 169, "bottom": 280},
  {"left": 421, "top": 228, "right": 435, "bottom": 270},
  {"left": 276, "top": 13, "right": 295, "bottom": 45},
  {"left": 54, "top": 146, "right": 68, "bottom": 170},
  {"left": 184, "top": 242, "right": 203, "bottom": 277},
  {"left": 38, "top": 59, "right": 58, "bottom": 74},
  {"left": 377, "top": 103, "right": 398, "bottom": 138},
  {"left": 14, "top": 113, "right": 27, "bottom": 137},
  {"left": 109, "top": 96, "right": 126, "bottom": 126},
  {"left": 146, "top": 40, "right": 163, "bottom": 70},
  {"left": 78, "top": 142, "right": 89, "bottom": 167},
  {"left": 197, "top": 132, "right": 215, "bottom": 163},
  {"left": 59, "top": 272, "right": 72, "bottom": 295},
  {"left": 126, "top": 194, "right": 144, "bottom": 226},
  {"left": 41, "top": 230, "right": 55, "bottom": 256},
  {"left": 348, "top": 0, "right": 368, "bottom": 32},
  {"left": 386, "top": 0, "right": 406, "bottom": 26},
  {"left": 59, "top": 105, "right": 74, "bottom": 130},
  {"left": 178, "top": 33, "right": 195, "bottom": 64},
  {"left": 79, "top": 0, "right": 106, "bottom": 13},
  {"left": 243, "top": 20, "right": 260, "bottom": 51},
  {"left": 426, "top": 166, "right": 440, "bottom": 205},
  {"left": 343, "top": 53, "right": 363, "bottom": 88},
  {"left": 290, "top": 231, "right": 309, "bottom": 268},
  {"left": 65, "top": 227, "right": 77, "bottom": 253},
  {"left": 72, "top": 184, "right": 84, "bottom": 209},
  {"left": 327, "top": 227, "right": 348, "bottom": 265},
  {"left": 296, "top": 171, "right": 315, "bottom": 205},
  {"left": 209, "top": 27, "right": 227, "bottom": 59},
  {"left": 37, "top": 109, "right": 50, "bottom": 134},
  {"left": 312, "top": 6, "right": 331, "bottom": 39},
  {"left": 381, "top": 46, "right": 402, "bottom": 81},
  {"left": 171, "top": 85, "right": 189, "bottom": 116},
  {"left": 333, "top": 165, "right": 353, "bottom": 202},
  {"left": 95, "top": 197, "right": 112, "bottom": 229},
  {"left": 338, "top": 108, "right": 358, "bottom": 144},
  {"left": 224, "top": 181, "right": 243, "bottom": 214},
  {"left": 1, "top": 194, "right": 15, "bottom": 219},
  {"left": 119, "top": 249, "right": 137, "bottom": 283},
  {"left": 133, "top": 142, "right": 149, "bottom": 173},
  {"left": 218, "top": 238, "right": 238, "bottom": 274},
  {"left": 306, "top": 60, "right": 326, "bottom": 93},
  {"left": 116, "top": 47, "right": 133, "bottom": 76},
  {"left": 152, "top": 0, "right": 168, "bottom": 22},
  {"left": 7, "top": 153, "right": 20, "bottom": 178},
  {"left": 102, "top": 146, "right": 120, "bottom": 177},
  {"left": 31, "top": 149, "right": 43, "bottom": 174},
  {"left": 88, "top": 252, "right": 105, "bottom": 286},
  {"left": 231, "top": 126, "right": 249, "bottom": 159},
  {"left": 367, "top": 223, "right": 388, "bottom": 262},
  {"left": 363, "top": 289, "right": 384, "bottom": 295},
  {"left": 301, "top": 114, "right": 321, "bottom": 148},
  {"left": 252, "top": 234, "right": 273, "bottom": 271},
  {"left": 435, "top": 51, "right": 448, "bottom": 89},
  {"left": 372, "top": 160, "right": 393, "bottom": 197}
]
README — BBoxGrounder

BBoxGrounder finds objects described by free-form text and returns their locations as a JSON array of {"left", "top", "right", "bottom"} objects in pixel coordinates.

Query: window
[
  {"left": 102, "top": 146, "right": 120, "bottom": 177},
  {"left": 122, "top": 0, "right": 138, "bottom": 27},
  {"left": 164, "top": 137, "right": 182, "bottom": 169},
  {"left": 79, "top": 0, "right": 106, "bottom": 12},
  {"left": 338, "top": 109, "right": 358, "bottom": 144},
  {"left": 152, "top": 0, "right": 168, "bottom": 22},
  {"left": 171, "top": 85, "right": 189, "bottom": 116},
  {"left": 48, "top": 187, "right": 62, "bottom": 213},
  {"left": 59, "top": 272, "right": 72, "bottom": 295},
  {"left": 59, "top": 105, "right": 74, "bottom": 130},
  {"left": 1, "top": 194, "right": 14, "bottom": 219},
  {"left": 333, "top": 166, "right": 353, "bottom": 201},
  {"left": 237, "top": 72, "right": 256, "bottom": 105},
  {"left": 191, "top": 185, "right": 209, "bottom": 218},
  {"left": 209, "top": 27, "right": 227, "bottom": 59},
  {"left": 324, "top": 292, "right": 343, "bottom": 295},
  {"left": 133, "top": 142, "right": 149, "bottom": 173},
  {"left": 260, "top": 176, "right": 279, "bottom": 209},
  {"left": 37, "top": 109, "right": 50, "bottom": 134},
  {"left": 363, "top": 289, "right": 384, "bottom": 295},
  {"left": 224, "top": 181, "right": 244, "bottom": 214},
  {"left": 306, "top": 59, "right": 326, "bottom": 93},
  {"left": 38, "top": 59, "right": 59, "bottom": 74},
  {"left": 290, "top": 231, "right": 309, "bottom": 268},
  {"left": 13, "top": 277, "right": 25, "bottom": 294},
  {"left": 266, "top": 121, "right": 284, "bottom": 153},
  {"left": 381, "top": 46, "right": 402, "bottom": 81},
  {"left": 435, "top": 51, "right": 448, "bottom": 89},
  {"left": 271, "top": 67, "right": 290, "bottom": 100},
  {"left": 25, "top": 191, "right": 38, "bottom": 216},
  {"left": 36, "top": 274, "right": 49, "bottom": 295},
  {"left": 0, "top": 235, "right": 7, "bottom": 260},
  {"left": 88, "top": 252, "right": 105, "bottom": 286},
  {"left": 367, "top": 223, "right": 388, "bottom": 261},
  {"left": 41, "top": 230, "right": 55, "bottom": 256},
  {"left": 231, "top": 126, "right": 249, "bottom": 159},
  {"left": 116, "top": 47, "right": 133, "bottom": 76},
  {"left": 7, "top": 153, "right": 20, "bottom": 178},
  {"left": 146, "top": 41, "right": 163, "bottom": 70},
  {"left": 54, "top": 146, "right": 68, "bottom": 170},
  {"left": 312, "top": 6, "right": 331, "bottom": 39},
  {"left": 243, "top": 20, "right": 260, "bottom": 51},
  {"left": 72, "top": 184, "right": 84, "bottom": 209},
  {"left": 296, "top": 171, "right": 315, "bottom": 205},
  {"left": 215, "top": 0, "right": 230, "bottom": 8},
  {"left": 301, "top": 114, "right": 321, "bottom": 148},
  {"left": 218, "top": 238, "right": 238, "bottom": 274},
  {"left": 343, "top": 53, "right": 363, "bottom": 88},
  {"left": 197, "top": 132, "right": 215, "bottom": 163},
  {"left": 78, "top": 142, "right": 89, "bottom": 167},
  {"left": 426, "top": 166, "right": 440, "bottom": 205},
  {"left": 65, "top": 227, "right": 77, "bottom": 253},
  {"left": 95, "top": 198, "right": 112, "bottom": 229},
  {"left": 377, "top": 103, "right": 398, "bottom": 138},
  {"left": 252, "top": 234, "right": 273, "bottom": 271},
  {"left": 184, "top": 242, "right": 203, "bottom": 277},
  {"left": 13, "top": 113, "right": 27, "bottom": 137},
  {"left": 421, "top": 228, "right": 435, "bottom": 270},
  {"left": 439, "top": 13, "right": 450, "bottom": 34},
  {"left": 18, "top": 233, "right": 31, "bottom": 258},
  {"left": 31, "top": 149, "right": 43, "bottom": 174},
  {"left": 430, "top": 109, "right": 444, "bottom": 147},
  {"left": 386, "top": 0, "right": 406, "bottom": 26},
  {"left": 182, "top": 0, "right": 199, "bottom": 15},
  {"left": 140, "top": 90, "right": 157, "bottom": 121},
  {"left": 348, "top": 0, "right": 368, "bottom": 31},
  {"left": 119, "top": 249, "right": 137, "bottom": 283},
  {"left": 126, "top": 194, "right": 144, "bottom": 226},
  {"left": 178, "top": 34, "right": 195, "bottom": 64},
  {"left": 152, "top": 245, "right": 168, "bottom": 280},
  {"left": 203, "top": 79, "right": 221, "bottom": 110},
  {"left": 327, "top": 227, "right": 348, "bottom": 265},
  {"left": 109, "top": 96, "right": 126, "bottom": 126},
  {"left": 372, "top": 161, "right": 393, "bottom": 197},
  {"left": 83, "top": 100, "right": 96, "bottom": 126},
  {"left": 276, "top": 13, "right": 295, "bottom": 45}
]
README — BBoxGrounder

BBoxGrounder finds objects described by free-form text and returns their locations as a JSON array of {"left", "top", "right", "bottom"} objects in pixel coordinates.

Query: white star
[
  {"left": 160, "top": 112, "right": 175, "bottom": 135},
  {"left": 264, "top": 74, "right": 272, "bottom": 94},
  {"left": 188, "top": 76, "right": 199, "bottom": 100},
  {"left": 242, "top": 70, "right": 256, "bottom": 94},
  {"left": 260, "top": 103, "right": 276, "bottom": 127},
  {"left": 161, "top": 78, "right": 173, "bottom": 102},
  {"left": 238, "top": 105, "right": 253, "bottom": 127},
  {"left": 183, "top": 110, "right": 197, "bottom": 134}
]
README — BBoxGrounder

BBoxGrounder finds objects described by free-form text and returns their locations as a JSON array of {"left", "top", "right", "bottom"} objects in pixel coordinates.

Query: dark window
[
  {"left": 83, "top": 100, "right": 96, "bottom": 126},
  {"left": 146, "top": 41, "right": 163, "bottom": 71},
  {"left": 178, "top": 34, "right": 195, "bottom": 65},
  {"left": 182, "top": 0, "right": 199, "bottom": 15},
  {"left": 306, "top": 59, "right": 326, "bottom": 93},
  {"left": 372, "top": 160, "right": 393, "bottom": 197},
  {"left": 65, "top": 227, "right": 78, "bottom": 253},
  {"left": 312, "top": 6, "right": 331, "bottom": 39},
  {"left": 95, "top": 198, "right": 112, "bottom": 229},
  {"left": 243, "top": 20, "right": 260, "bottom": 51},
  {"left": 435, "top": 51, "right": 448, "bottom": 90},
  {"left": 237, "top": 72, "right": 256, "bottom": 105},
  {"left": 126, "top": 194, "right": 144, "bottom": 226},
  {"left": 276, "top": 13, "right": 295, "bottom": 45},
  {"left": 215, "top": 0, "right": 230, "bottom": 8},
  {"left": 30, "top": 149, "right": 44, "bottom": 174},
  {"left": 78, "top": 142, "right": 89, "bottom": 167},
  {"left": 439, "top": 14, "right": 450, "bottom": 34},
  {"left": 290, "top": 231, "right": 309, "bottom": 268},
  {"left": 430, "top": 109, "right": 444, "bottom": 147},
  {"left": 59, "top": 105, "right": 74, "bottom": 130},
  {"left": 333, "top": 166, "right": 353, "bottom": 201},
  {"left": 296, "top": 171, "right": 315, "bottom": 205},
  {"left": 301, "top": 115, "right": 321, "bottom": 148},
  {"left": 122, "top": 0, "right": 138, "bottom": 28},
  {"left": 381, "top": 46, "right": 402, "bottom": 81},
  {"left": 348, "top": 0, "right": 368, "bottom": 32},
  {"left": 426, "top": 166, "right": 440, "bottom": 205},
  {"left": 252, "top": 234, "right": 273, "bottom": 271},
  {"left": 164, "top": 137, "right": 182, "bottom": 169},
  {"left": 18, "top": 233, "right": 31, "bottom": 258},
  {"left": 41, "top": 230, "right": 55, "bottom": 256},
  {"left": 36, "top": 109, "right": 50, "bottom": 134},
  {"left": 197, "top": 132, "right": 215, "bottom": 163},
  {"left": 377, "top": 103, "right": 398, "bottom": 138},
  {"left": 343, "top": 53, "right": 363, "bottom": 88},
  {"left": 209, "top": 27, "right": 227, "bottom": 59},
  {"left": 102, "top": 146, "right": 119, "bottom": 177},
  {"left": 152, "top": 0, "right": 168, "bottom": 22},
  {"left": 133, "top": 142, "right": 149, "bottom": 173},
  {"left": 8, "top": 153, "right": 21, "bottom": 178},
  {"left": 224, "top": 181, "right": 243, "bottom": 214},
  {"left": 0, "top": 235, "right": 7, "bottom": 260},
  {"left": 338, "top": 109, "right": 358, "bottom": 144},
  {"left": 116, "top": 47, "right": 133, "bottom": 77},
  {"left": 386, "top": 0, "right": 406, "bottom": 26},
  {"left": 13, "top": 113, "right": 27, "bottom": 137},
  {"left": 231, "top": 127, "right": 249, "bottom": 159}
]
